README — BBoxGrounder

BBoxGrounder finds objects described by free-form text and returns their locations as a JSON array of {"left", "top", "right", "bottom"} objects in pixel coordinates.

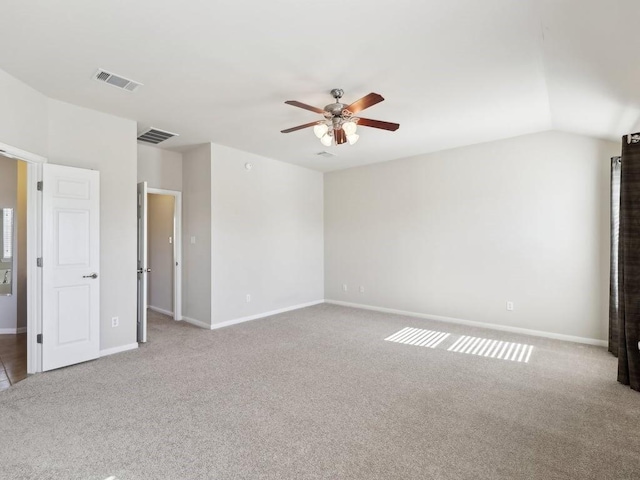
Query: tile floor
[{"left": 0, "top": 333, "right": 27, "bottom": 391}]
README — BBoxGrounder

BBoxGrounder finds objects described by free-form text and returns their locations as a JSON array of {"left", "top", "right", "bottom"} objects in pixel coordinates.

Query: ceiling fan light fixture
[
  {"left": 282, "top": 89, "right": 399, "bottom": 149},
  {"left": 342, "top": 121, "right": 357, "bottom": 136},
  {"left": 313, "top": 123, "right": 329, "bottom": 138},
  {"left": 320, "top": 134, "right": 333, "bottom": 147}
]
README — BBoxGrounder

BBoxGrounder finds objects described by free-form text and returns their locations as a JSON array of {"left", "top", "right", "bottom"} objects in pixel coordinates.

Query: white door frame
[
  {"left": 147, "top": 188, "right": 182, "bottom": 321},
  {"left": 0, "top": 141, "right": 46, "bottom": 374}
]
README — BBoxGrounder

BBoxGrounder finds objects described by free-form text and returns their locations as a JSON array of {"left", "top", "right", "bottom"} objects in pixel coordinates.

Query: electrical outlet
[
  {"left": 190, "top": 236, "right": 196, "bottom": 244},
  {"left": 111, "top": 316, "right": 119, "bottom": 327},
  {"left": 359, "top": 286, "right": 365, "bottom": 293},
  {"left": 246, "top": 294, "right": 251, "bottom": 303},
  {"left": 506, "top": 301, "right": 514, "bottom": 311},
  {"left": 342, "top": 284, "right": 348, "bottom": 292}
]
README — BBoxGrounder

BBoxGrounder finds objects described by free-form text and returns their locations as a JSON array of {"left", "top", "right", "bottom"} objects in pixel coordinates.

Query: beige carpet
[{"left": 0, "top": 304, "right": 638, "bottom": 479}]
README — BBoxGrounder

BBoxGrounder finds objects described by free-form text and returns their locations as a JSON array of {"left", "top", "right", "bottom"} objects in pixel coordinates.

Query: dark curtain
[{"left": 614, "top": 134, "right": 640, "bottom": 391}]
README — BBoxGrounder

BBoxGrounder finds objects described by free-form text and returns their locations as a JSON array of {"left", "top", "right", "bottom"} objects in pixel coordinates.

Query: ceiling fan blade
[
  {"left": 281, "top": 121, "right": 322, "bottom": 134},
  {"left": 284, "top": 100, "right": 325, "bottom": 114},
  {"left": 334, "top": 128, "right": 347, "bottom": 145},
  {"left": 357, "top": 117, "right": 400, "bottom": 131},
  {"left": 345, "top": 93, "right": 384, "bottom": 114}
]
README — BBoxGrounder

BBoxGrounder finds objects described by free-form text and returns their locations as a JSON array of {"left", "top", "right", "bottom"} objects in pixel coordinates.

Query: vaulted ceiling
[{"left": 1, "top": 0, "right": 638, "bottom": 171}]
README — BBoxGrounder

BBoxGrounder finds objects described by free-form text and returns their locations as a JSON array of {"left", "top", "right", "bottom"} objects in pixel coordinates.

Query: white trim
[
  {"left": 181, "top": 316, "right": 211, "bottom": 329},
  {"left": 99, "top": 343, "right": 139, "bottom": 357},
  {"left": 147, "top": 187, "right": 180, "bottom": 195},
  {"left": 0, "top": 142, "right": 47, "bottom": 164},
  {"left": 0, "top": 327, "right": 27, "bottom": 335},
  {"left": 148, "top": 305, "right": 174, "bottom": 317},
  {"left": 325, "top": 300, "right": 608, "bottom": 347},
  {"left": 146, "top": 188, "right": 182, "bottom": 321},
  {"left": 210, "top": 300, "right": 325, "bottom": 330},
  {"left": 27, "top": 162, "right": 42, "bottom": 374}
]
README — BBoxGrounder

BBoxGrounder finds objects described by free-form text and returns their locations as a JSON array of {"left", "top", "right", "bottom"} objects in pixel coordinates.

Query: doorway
[
  {"left": 137, "top": 184, "right": 182, "bottom": 343},
  {"left": 0, "top": 142, "right": 45, "bottom": 375},
  {"left": 148, "top": 191, "right": 179, "bottom": 317},
  {"left": 0, "top": 154, "right": 28, "bottom": 390}
]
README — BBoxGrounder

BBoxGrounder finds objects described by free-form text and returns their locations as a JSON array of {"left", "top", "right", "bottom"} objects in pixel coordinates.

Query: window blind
[{"left": 2, "top": 208, "right": 12, "bottom": 261}]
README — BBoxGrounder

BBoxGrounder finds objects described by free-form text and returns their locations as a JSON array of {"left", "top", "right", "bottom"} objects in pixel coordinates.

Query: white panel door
[
  {"left": 137, "top": 182, "right": 148, "bottom": 343},
  {"left": 42, "top": 164, "right": 100, "bottom": 371}
]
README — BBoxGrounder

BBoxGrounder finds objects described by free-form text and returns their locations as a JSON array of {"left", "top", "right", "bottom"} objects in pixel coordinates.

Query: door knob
[{"left": 83, "top": 273, "right": 98, "bottom": 279}]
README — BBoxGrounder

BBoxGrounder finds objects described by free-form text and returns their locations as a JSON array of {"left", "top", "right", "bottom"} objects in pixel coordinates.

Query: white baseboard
[
  {"left": 148, "top": 305, "right": 174, "bottom": 317},
  {"left": 100, "top": 343, "right": 139, "bottom": 357},
  {"left": 181, "top": 316, "right": 211, "bottom": 329},
  {"left": 325, "top": 300, "right": 607, "bottom": 347},
  {"left": 210, "top": 300, "right": 325, "bottom": 330},
  {"left": 0, "top": 327, "right": 26, "bottom": 335}
]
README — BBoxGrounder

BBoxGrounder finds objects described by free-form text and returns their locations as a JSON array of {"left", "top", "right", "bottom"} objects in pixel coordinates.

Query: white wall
[
  {"left": 148, "top": 194, "right": 174, "bottom": 314},
  {"left": 47, "top": 99, "right": 138, "bottom": 351},
  {"left": 0, "top": 69, "right": 48, "bottom": 157},
  {"left": 210, "top": 144, "right": 324, "bottom": 324},
  {"left": 325, "top": 131, "right": 619, "bottom": 342},
  {"left": 0, "top": 156, "right": 17, "bottom": 330},
  {"left": 182, "top": 144, "right": 212, "bottom": 326},
  {"left": 137, "top": 144, "right": 182, "bottom": 191}
]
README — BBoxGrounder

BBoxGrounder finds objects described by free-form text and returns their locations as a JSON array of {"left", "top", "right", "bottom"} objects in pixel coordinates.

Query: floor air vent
[
  {"left": 137, "top": 128, "right": 179, "bottom": 145},
  {"left": 93, "top": 69, "right": 142, "bottom": 92}
]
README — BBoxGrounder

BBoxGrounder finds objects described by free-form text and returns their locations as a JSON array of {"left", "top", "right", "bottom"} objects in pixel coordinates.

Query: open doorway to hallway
[
  {"left": 147, "top": 193, "right": 176, "bottom": 318},
  {"left": 0, "top": 154, "right": 27, "bottom": 390},
  {"left": 136, "top": 184, "right": 182, "bottom": 344}
]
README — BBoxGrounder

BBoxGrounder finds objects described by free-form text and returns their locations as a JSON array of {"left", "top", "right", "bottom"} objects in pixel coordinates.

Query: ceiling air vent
[
  {"left": 137, "top": 128, "right": 179, "bottom": 145},
  {"left": 316, "top": 151, "right": 336, "bottom": 158},
  {"left": 93, "top": 69, "right": 143, "bottom": 92}
]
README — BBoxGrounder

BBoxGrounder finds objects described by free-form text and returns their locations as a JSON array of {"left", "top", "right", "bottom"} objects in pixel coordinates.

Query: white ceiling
[{"left": 1, "top": 0, "right": 638, "bottom": 172}]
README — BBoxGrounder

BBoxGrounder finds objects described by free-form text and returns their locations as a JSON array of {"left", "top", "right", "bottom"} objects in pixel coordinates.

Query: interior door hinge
[
  {"left": 37, "top": 257, "right": 43, "bottom": 267},
  {"left": 37, "top": 181, "right": 43, "bottom": 191},
  {"left": 37, "top": 334, "right": 43, "bottom": 344}
]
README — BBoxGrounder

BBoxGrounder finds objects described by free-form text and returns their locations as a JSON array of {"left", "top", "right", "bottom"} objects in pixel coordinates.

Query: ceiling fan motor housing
[{"left": 325, "top": 103, "right": 347, "bottom": 117}]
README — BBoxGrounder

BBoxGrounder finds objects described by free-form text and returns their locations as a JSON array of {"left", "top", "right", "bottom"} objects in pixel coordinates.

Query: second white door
[{"left": 42, "top": 164, "right": 100, "bottom": 371}]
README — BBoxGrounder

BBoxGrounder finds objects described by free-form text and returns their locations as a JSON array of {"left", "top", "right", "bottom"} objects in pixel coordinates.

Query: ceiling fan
[{"left": 281, "top": 88, "right": 400, "bottom": 147}]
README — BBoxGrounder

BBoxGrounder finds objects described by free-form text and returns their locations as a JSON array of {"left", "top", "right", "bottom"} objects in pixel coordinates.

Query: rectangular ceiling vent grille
[
  {"left": 316, "top": 151, "right": 336, "bottom": 158},
  {"left": 93, "top": 69, "right": 143, "bottom": 92},
  {"left": 137, "top": 128, "right": 179, "bottom": 145}
]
